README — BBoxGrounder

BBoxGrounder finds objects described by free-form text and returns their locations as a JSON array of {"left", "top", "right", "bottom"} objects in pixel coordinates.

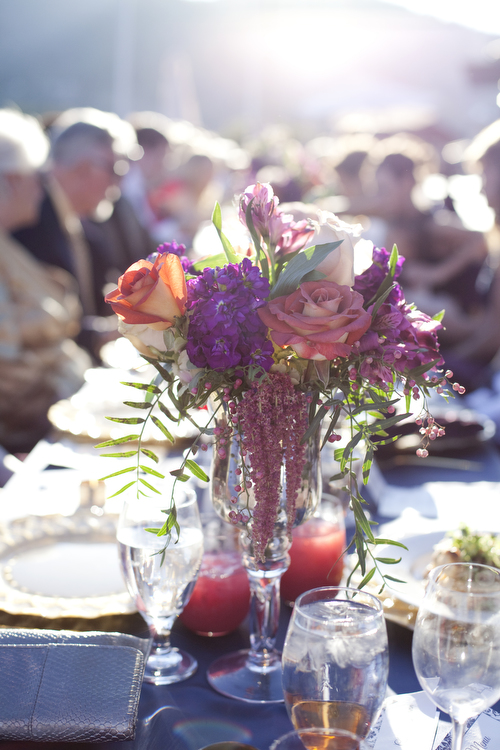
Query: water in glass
[{"left": 282, "top": 587, "right": 388, "bottom": 740}]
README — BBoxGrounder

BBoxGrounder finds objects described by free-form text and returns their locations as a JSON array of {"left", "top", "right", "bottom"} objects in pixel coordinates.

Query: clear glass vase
[{"left": 207, "top": 408, "right": 322, "bottom": 703}]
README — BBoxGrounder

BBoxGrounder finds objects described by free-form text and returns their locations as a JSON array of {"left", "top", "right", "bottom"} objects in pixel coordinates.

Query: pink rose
[
  {"left": 105, "top": 254, "right": 187, "bottom": 331},
  {"left": 302, "top": 211, "right": 362, "bottom": 286},
  {"left": 258, "top": 281, "right": 371, "bottom": 360}
]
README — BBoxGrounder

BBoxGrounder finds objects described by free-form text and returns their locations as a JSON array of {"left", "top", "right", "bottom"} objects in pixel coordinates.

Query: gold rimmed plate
[{"left": 0, "top": 512, "right": 134, "bottom": 618}]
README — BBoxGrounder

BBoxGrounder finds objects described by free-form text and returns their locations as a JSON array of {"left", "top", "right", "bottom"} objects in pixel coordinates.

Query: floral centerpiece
[{"left": 100, "top": 182, "right": 456, "bottom": 588}]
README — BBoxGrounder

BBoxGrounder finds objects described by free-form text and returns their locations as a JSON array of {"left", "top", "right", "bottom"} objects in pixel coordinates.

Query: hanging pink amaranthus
[{"left": 235, "top": 373, "right": 309, "bottom": 561}]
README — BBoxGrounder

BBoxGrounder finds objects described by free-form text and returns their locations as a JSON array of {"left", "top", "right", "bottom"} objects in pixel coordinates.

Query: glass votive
[
  {"left": 281, "top": 497, "right": 346, "bottom": 606},
  {"left": 270, "top": 727, "right": 367, "bottom": 750},
  {"left": 179, "top": 514, "right": 250, "bottom": 636}
]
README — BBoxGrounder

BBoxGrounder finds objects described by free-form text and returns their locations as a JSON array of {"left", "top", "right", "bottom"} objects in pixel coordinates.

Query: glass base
[
  {"left": 207, "top": 648, "right": 284, "bottom": 703},
  {"left": 144, "top": 646, "right": 197, "bottom": 685}
]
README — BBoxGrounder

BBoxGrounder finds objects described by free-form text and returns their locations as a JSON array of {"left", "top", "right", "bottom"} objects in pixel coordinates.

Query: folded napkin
[{"left": 0, "top": 628, "right": 151, "bottom": 743}]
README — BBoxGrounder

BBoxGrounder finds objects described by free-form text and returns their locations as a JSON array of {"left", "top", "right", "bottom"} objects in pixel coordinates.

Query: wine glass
[
  {"left": 412, "top": 562, "right": 500, "bottom": 750},
  {"left": 117, "top": 486, "right": 203, "bottom": 685},
  {"left": 282, "top": 587, "right": 389, "bottom": 741}
]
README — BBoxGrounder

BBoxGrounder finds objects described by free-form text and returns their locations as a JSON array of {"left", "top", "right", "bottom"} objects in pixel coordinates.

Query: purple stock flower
[
  {"left": 357, "top": 294, "right": 443, "bottom": 387},
  {"left": 354, "top": 247, "right": 405, "bottom": 306},
  {"left": 147, "top": 241, "right": 197, "bottom": 274},
  {"left": 185, "top": 258, "right": 274, "bottom": 372}
]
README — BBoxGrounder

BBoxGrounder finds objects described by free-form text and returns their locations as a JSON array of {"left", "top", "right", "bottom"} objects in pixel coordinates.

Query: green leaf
[
  {"left": 99, "top": 466, "right": 136, "bottom": 481},
  {"left": 151, "top": 416, "right": 175, "bottom": 443},
  {"left": 139, "top": 465, "right": 165, "bottom": 479},
  {"left": 105, "top": 416, "right": 145, "bottom": 425},
  {"left": 407, "top": 358, "right": 441, "bottom": 379},
  {"left": 191, "top": 252, "right": 228, "bottom": 272},
  {"left": 158, "top": 402, "right": 178, "bottom": 422},
  {"left": 99, "top": 450, "right": 138, "bottom": 458},
  {"left": 269, "top": 241, "right": 343, "bottom": 299},
  {"left": 366, "top": 244, "right": 400, "bottom": 308},
  {"left": 95, "top": 435, "right": 140, "bottom": 448},
  {"left": 375, "top": 557, "right": 402, "bottom": 565},
  {"left": 352, "top": 500, "right": 375, "bottom": 543},
  {"left": 212, "top": 202, "right": 240, "bottom": 264},
  {"left": 341, "top": 431, "right": 363, "bottom": 470},
  {"left": 185, "top": 459, "right": 209, "bottom": 482},
  {"left": 358, "top": 567, "right": 376, "bottom": 589},
  {"left": 138, "top": 477, "right": 161, "bottom": 493},
  {"left": 334, "top": 448, "right": 344, "bottom": 462},
  {"left": 362, "top": 446, "right": 373, "bottom": 484},
  {"left": 245, "top": 200, "right": 269, "bottom": 279},
  {"left": 141, "top": 448, "right": 159, "bottom": 463},
  {"left": 370, "top": 283, "right": 397, "bottom": 319},
  {"left": 374, "top": 538, "right": 409, "bottom": 550},
  {"left": 142, "top": 357, "right": 173, "bottom": 384},
  {"left": 389, "top": 244, "right": 399, "bottom": 274},
  {"left": 170, "top": 468, "right": 190, "bottom": 482},
  {"left": 433, "top": 309, "right": 445, "bottom": 323},
  {"left": 123, "top": 401, "right": 152, "bottom": 410},
  {"left": 301, "top": 269, "right": 328, "bottom": 283},
  {"left": 120, "top": 381, "right": 161, "bottom": 395},
  {"left": 302, "top": 405, "right": 328, "bottom": 443},
  {"left": 107, "top": 481, "right": 135, "bottom": 498},
  {"left": 383, "top": 575, "right": 407, "bottom": 584},
  {"left": 321, "top": 406, "right": 342, "bottom": 449},
  {"left": 328, "top": 471, "right": 347, "bottom": 482}
]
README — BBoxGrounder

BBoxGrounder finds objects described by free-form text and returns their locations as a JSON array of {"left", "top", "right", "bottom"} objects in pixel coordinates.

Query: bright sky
[
  {"left": 182, "top": 0, "right": 500, "bottom": 37},
  {"left": 382, "top": 0, "right": 500, "bottom": 36}
]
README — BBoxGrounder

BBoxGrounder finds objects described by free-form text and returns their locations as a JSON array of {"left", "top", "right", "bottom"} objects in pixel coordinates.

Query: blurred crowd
[{"left": 2, "top": 104, "right": 500, "bottom": 455}]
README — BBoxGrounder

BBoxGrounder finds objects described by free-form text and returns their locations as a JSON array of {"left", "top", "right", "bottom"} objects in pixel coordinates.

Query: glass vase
[{"left": 207, "top": 408, "right": 322, "bottom": 703}]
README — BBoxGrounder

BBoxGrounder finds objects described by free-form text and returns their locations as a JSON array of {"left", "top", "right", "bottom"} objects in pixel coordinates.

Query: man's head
[
  {"left": 466, "top": 120, "right": 500, "bottom": 221},
  {"left": 0, "top": 109, "right": 48, "bottom": 231},
  {"left": 51, "top": 122, "right": 119, "bottom": 218}
]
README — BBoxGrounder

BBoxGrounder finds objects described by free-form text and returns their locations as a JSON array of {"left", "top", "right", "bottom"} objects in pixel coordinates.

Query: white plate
[
  {"left": 374, "top": 529, "right": 449, "bottom": 607},
  {"left": 0, "top": 511, "right": 135, "bottom": 618}
]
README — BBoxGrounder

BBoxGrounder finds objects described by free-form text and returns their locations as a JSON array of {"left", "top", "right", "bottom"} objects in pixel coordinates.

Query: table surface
[{"left": 0, "top": 433, "right": 499, "bottom": 750}]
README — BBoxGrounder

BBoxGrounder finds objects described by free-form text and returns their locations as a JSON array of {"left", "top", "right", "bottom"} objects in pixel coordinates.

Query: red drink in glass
[
  {"left": 180, "top": 549, "right": 250, "bottom": 636},
  {"left": 281, "top": 517, "right": 346, "bottom": 605}
]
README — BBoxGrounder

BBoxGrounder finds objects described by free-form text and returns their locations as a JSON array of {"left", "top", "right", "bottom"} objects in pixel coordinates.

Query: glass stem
[
  {"left": 147, "top": 615, "right": 175, "bottom": 655},
  {"left": 241, "top": 531, "right": 290, "bottom": 671},
  {"left": 451, "top": 719, "right": 465, "bottom": 750}
]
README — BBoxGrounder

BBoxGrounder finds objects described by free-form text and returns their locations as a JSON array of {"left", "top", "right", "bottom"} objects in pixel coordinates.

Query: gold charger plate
[{"left": 0, "top": 512, "right": 135, "bottom": 618}]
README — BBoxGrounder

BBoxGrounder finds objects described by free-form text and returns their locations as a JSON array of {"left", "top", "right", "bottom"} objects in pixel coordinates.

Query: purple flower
[
  {"left": 147, "top": 241, "right": 197, "bottom": 274},
  {"left": 239, "top": 183, "right": 314, "bottom": 255},
  {"left": 238, "top": 183, "right": 279, "bottom": 236},
  {"left": 185, "top": 259, "right": 273, "bottom": 372},
  {"left": 354, "top": 247, "right": 405, "bottom": 305}
]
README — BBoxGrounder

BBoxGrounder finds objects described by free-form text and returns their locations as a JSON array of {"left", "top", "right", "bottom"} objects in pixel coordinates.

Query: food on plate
[{"left": 427, "top": 524, "right": 500, "bottom": 573}]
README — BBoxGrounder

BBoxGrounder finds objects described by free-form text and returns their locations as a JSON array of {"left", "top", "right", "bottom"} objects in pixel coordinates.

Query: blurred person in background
[
  {"left": 13, "top": 109, "right": 153, "bottom": 358},
  {"left": 441, "top": 120, "right": 500, "bottom": 391},
  {"left": 0, "top": 109, "right": 90, "bottom": 454},
  {"left": 148, "top": 152, "right": 216, "bottom": 247},
  {"left": 121, "top": 113, "right": 173, "bottom": 241},
  {"left": 346, "top": 134, "right": 488, "bottom": 321}
]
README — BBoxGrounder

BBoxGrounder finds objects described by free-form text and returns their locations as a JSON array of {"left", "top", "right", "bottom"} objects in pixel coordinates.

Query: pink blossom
[{"left": 258, "top": 281, "right": 371, "bottom": 361}]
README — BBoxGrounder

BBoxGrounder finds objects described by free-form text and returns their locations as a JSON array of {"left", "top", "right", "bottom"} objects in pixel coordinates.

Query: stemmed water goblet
[
  {"left": 281, "top": 586, "right": 389, "bottom": 745},
  {"left": 117, "top": 486, "right": 203, "bottom": 685},
  {"left": 412, "top": 562, "right": 500, "bottom": 750}
]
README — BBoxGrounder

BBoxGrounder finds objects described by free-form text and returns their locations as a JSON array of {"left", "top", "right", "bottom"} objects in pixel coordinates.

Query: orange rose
[{"left": 105, "top": 254, "right": 187, "bottom": 331}]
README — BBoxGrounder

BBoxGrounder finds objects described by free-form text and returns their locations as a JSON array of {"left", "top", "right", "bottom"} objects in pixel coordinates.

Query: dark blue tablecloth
[
  {"left": 0, "top": 605, "right": 420, "bottom": 750},
  {"left": 2, "top": 441, "right": 499, "bottom": 750}
]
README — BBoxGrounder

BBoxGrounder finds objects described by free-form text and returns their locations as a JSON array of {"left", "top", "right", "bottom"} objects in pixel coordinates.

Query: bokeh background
[{"left": 1, "top": 0, "right": 499, "bottom": 138}]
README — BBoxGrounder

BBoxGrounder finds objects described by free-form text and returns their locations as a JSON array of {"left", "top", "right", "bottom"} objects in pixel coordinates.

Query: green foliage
[
  {"left": 269, "top": 241, "right": 342, "bottom": 299},
  {"left": 211, "top": 202, "right": 240, "bottom": 264}
]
